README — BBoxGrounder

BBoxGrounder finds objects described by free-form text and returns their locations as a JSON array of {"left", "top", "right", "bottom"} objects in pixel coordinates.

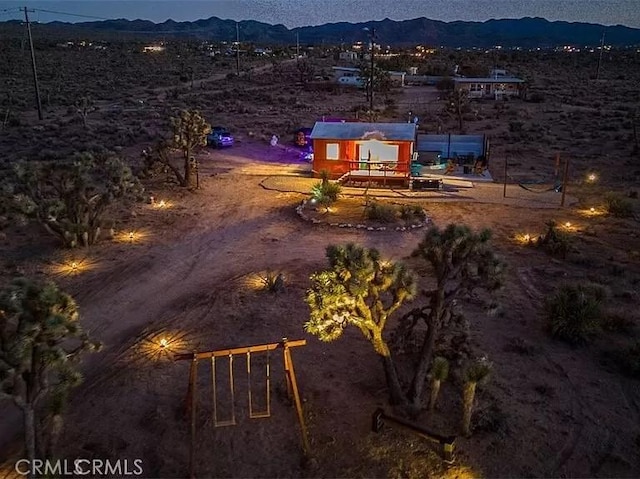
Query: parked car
[{"left": 207, "top": 126, "right": 234, "bottom": 148}]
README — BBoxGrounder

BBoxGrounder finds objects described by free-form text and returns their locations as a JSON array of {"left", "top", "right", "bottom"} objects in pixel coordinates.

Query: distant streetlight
[{"left": 363, "top": 26, "right": 376, "bottom": 113}]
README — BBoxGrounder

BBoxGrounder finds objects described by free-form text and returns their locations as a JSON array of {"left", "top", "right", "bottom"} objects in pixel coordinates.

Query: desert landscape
[{"left": 1, "top": 16, "right": 639, "bottom": 479}]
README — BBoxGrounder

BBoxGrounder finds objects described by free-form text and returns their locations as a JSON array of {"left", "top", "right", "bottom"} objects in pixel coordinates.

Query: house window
[{"left": 326, "top": 143, "right": 339, "bottom": 160}]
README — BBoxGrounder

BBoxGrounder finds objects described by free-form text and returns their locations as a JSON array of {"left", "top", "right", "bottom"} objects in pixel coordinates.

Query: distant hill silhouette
[{"left": 6, "top": 16, "right": 640, "bottom": 47}]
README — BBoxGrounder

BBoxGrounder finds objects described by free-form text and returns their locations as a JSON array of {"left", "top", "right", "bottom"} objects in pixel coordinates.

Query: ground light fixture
[
  {"left": 587, "top": 173, "right": 598, "bottom": 183},
  {"left": 51, "top": 258, "right": 97, "bottom": 277}
]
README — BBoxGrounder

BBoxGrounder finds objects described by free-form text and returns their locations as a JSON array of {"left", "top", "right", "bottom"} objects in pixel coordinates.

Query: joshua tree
[
  {"left": 305, "top": 244, "right": 417, "bottom": 404},
  {"left": 168, "top": 110, "right": 211, "bottom": 189},
  {"left": 10, "top": 152, "right": 141, "bottom": 247},
  {"left": 0, "top": 278, "right": 100, "bottom": 468},
  {"left": 395, "top": 224, "right": 503, "bottom": 408},
  {"left": 461, "top": 358, "right": 492, "bottom": 436},
  {"left": 74, "top": 95, "right": 96, "bottom": 129},
  {"left": 446, "top": 89, "right": 470, "bottom": 133},
  {"left": 428, "top": 356, "right": 449, "bottom": 412},
  {"left": 296, "top": 59, "right": 314, "bottom": 84}
]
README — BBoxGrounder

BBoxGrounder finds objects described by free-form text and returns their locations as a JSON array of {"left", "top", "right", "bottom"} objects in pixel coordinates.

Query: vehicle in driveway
[{"left": 207, "top": 126, "right": 234, "bottom": 148}]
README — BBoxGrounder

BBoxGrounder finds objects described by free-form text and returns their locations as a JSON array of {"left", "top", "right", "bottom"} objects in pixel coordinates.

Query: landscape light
[
  {"left": 523, "top": 234, "right": 531, "bottom": 242},
  {"left": 590, "top": 207, "right": 595, "bottom": 213},
  {"left": 129, "top": 231, "right": 135, "bottom": 241},
  {"left": 587, "top": 173, "right": 597, "bottom": 183},
  {"left": 158, "top": 200, "right": 166, "bottom": 208},
  {"left": 160, "top": 338, "right": 168, "bottom": 348},
  {"left": 71, "top": 262, "right": 78, "bottom": 271},
  {"left": 565, "top": 222, "right": 571, "bottom": 228}
]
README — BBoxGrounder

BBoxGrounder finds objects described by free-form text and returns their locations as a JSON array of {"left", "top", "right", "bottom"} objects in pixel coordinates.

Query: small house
[
  {"left": 310, "top": 122, "right": 417, "bottom": 184},
  {"left": 453, "top": 77, "right": 525, "bottom": 99}
]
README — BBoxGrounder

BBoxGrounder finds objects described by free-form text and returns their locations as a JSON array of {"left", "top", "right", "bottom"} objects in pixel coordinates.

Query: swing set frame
[{"left": 174, "top": 338, "right": 308, "bottom": 478}]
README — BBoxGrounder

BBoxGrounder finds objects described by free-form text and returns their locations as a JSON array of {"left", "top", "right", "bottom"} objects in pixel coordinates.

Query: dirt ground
[{"left": 1, "top": 46, "right": 640, "bottom": 478}]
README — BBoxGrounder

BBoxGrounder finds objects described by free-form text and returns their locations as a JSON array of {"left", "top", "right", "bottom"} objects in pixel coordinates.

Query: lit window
[{"left": 327, "top": 143, "right": 339, "bottom": 160}]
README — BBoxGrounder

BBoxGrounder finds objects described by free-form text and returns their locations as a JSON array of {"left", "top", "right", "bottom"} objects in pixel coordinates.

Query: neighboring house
[
  {"left": 310, "top": 122, "right": 417, "bottom": 182},
  {"left": 338, "top": 76, "right": 365, "bottom": 87},
  {"left": 332, "top": 66, "right": 361, "bottom": 81},
  {"left": 332, "top": 66, "right": 405, "bottom": 87},
  {"left": 453, "top": 77, "right": 525, "bottom": 99},
  {"left": 143, "top": 45, "right": 165, "bottom": 53},
  {"left": 339, "top": 51, "right": 359, "bottom": 61}
]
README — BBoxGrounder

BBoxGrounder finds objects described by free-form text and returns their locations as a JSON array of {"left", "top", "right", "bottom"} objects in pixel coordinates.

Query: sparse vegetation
[
  {"left": 545, "top": 283, "right": 606, "bottom": 343},
  {"left": 605, "top": 193, "right": 634, "bottom": 218},
  {"left": 8, "top": 151, "right": 141, "bottom": 247}
]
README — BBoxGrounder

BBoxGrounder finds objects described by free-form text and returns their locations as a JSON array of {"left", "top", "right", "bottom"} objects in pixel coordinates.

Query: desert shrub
[
  {"left": 399, "top": 204, "right": 427, "bottom": 222},
  {"left": 605, "top": 194, "right": 634, "bottom": 218},
  {"left": 601, "top": 309, "right": 636, "bottom": 334},
  {"left": 509, "top": 121, "right": 524, "bottom": 132},
  {"left": 310, "top": 170, "right": 341, "bottom": 209},
  {"left": 546, "top": 283, "right": 606, "bottom": 343},
  {"left": 259, "top": 271, "right": 285, "bottom": 294},
  {"left": 536, "top": 221, "right": 572, "bottom": 259},
  {"left": 612, "top": 342, "right": 640, "bottom": 378},
  {"left": 364, "top": 201, "right": 397, "bottom": 223}
]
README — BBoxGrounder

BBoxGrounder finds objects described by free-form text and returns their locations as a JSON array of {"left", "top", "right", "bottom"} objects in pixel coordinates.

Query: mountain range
[{"left": 10, "top": 16, "right": 640, "bottom": 47}]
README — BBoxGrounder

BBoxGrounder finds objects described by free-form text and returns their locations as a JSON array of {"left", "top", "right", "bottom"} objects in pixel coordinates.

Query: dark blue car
[{"left": 207, "top": 126, "right": 234, "bottom": 148}]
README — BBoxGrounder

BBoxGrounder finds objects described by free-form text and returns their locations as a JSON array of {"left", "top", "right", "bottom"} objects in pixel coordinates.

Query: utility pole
[
  {"left": 364, "top": 27, "right": 376, "bottom": 112},
  {"left": 296, "top": 31, "right": 300, "bottom": 61},
  {"left": 561, "top": 157, "right": 569, "bottom": 207},
  {"left": 235, "top": 21, "right": 240, "bottom": 76},
  {"left": 24, "top": 7, "right": 43, "bottom": 120},
  {"left": 595, "top": 29, "right": 606, "bottom": 80}
]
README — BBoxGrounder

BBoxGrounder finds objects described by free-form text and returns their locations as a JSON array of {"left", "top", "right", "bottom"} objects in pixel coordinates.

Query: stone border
[{"left": 295, "top": 199, "right": 430, "bottom": 232}]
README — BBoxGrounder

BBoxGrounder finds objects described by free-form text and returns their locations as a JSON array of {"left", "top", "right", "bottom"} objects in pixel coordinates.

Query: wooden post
[
  {"left": 503, "top": 156, "right": 508, "bottom": 198},
  {"left": 561, "top": 157, "right": 569, "bottom": 207},
  {"left": 554, "top": 153, "right": 560, "bottom": 179},
  {"left": 188, "top": 356, "right": 198, "bottom": 479},
  {"left": 283, "top": 339, "right": 310, "bottom": 455}
]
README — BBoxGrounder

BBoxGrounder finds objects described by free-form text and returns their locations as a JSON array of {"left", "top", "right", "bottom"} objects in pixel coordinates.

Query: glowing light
[
  {"left": 590, "top": 207, "right": 595, "bottom": 213},
  {"left": 158, "top": 200, "right": 166, "bottom": 208},
  {"left": 587, "top": 173, "right": 597, "bottom": 183},
  {"left": 565, "top": 222, "right": 571, "bottom": 228},
  {"left": 137, "top": 331, "right": 191, "bottom": 361},
  {"left": 129, "top": 231, "right": 135, "bottom": 240},
  {"left": 514, "top": 232, "right": 534, "bottom": 245},
  {"left": 50, "top": 258, "right": 97, "bottom": 276}
]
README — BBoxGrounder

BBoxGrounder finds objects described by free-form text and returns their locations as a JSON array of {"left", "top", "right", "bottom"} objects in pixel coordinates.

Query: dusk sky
[{"left": 1, "top": 0, "right": 639, "bottom": 29}]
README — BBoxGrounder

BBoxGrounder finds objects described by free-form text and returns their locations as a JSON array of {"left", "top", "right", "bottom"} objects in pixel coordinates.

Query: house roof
[
  {"left": 310, "top": 122, "right": 417, "bottom": 141},
  {"left": 454, "top": 77, "right": 524, "bottom": 83}
]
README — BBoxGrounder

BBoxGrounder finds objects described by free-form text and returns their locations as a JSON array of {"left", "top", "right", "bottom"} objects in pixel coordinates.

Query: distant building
[
  {"left": 339, "top": 51, "right": 359, "bottom": 61},
  {"left": 143, "top": 45, "right": 165, "bottom": 53},
  {"left": 453, "top": 76, "right": 525, "bottom": 99},
  {"left": 332, "top": 66, "right": 405, "bottom": 87}
]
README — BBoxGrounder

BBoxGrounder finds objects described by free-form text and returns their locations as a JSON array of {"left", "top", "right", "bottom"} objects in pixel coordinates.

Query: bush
[
  {"left": 399, "top": 204, "right": 427, "bottom": 222},
  {"left": 546, "top": 283, "right": 605, "bottom": 343},
  {"left": 536, "top": 221, "right": 572, "bottom": 259},
  {"left": 365, "top": 201, "right": 397, "bottom": 223},
  {"left": 605, "top": 194, "right": 634, "bottom": 218},
  {"left": 614, "top": 342, "right": 640, "bottom": 378},
  {"left": 310, "top": 170, "right": 341, "bottom": 209}
]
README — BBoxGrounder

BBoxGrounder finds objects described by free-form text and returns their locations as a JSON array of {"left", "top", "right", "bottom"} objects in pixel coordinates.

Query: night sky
[{"left": 0, "top": 0, "right": 638, "bottom": 28}]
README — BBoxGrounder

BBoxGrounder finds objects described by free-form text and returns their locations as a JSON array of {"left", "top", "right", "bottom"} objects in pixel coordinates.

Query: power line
[{"left": 31, "top": 8, "right": 114, "bottom": 22}]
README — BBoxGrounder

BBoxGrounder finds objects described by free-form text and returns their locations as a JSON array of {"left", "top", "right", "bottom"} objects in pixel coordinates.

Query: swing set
[{"left": 174, "top": 338, "right": 308, "bottom": 478}]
